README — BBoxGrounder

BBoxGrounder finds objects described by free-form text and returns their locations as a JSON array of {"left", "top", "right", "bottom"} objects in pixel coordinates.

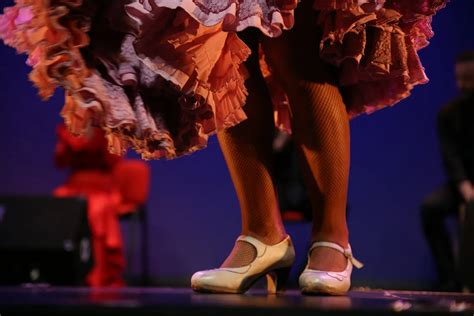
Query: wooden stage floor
[{"left": 0, "top": 287, "right": 473, "bottom": 315}]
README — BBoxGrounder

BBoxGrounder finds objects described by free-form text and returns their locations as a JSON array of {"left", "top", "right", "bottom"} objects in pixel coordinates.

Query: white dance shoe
[
  {"left": 299, "top": 241, "right": 363, "bottom": 295},
  {"left": 191, "top": 235, "right": 295, "bottom": 294}
]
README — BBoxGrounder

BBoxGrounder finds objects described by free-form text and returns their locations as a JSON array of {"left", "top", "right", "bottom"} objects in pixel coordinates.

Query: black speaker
[{"left": 0, "top": 196, "right": 93, "bottom": 286}]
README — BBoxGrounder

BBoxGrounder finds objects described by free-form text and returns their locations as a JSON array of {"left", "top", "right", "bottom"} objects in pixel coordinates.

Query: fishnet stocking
[
  {"left": 221, "top": 241, "right": 258, "bottom": 268},
  {"left": 217, "top": 29, "right": 287, "bottom": 268},
  {"left": 293, "top": 78, "right": 350, "bottom": 271},
  {"left": 218, "top": 1, "right": 351, "bottom": 271},
  {"left": 262, "top": 0, "right": 350, "bottom": 271}
]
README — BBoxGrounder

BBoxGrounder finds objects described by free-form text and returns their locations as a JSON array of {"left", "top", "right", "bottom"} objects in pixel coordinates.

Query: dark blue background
[{"left": 0, "top": 0, "right": 473, "bottom": 288}]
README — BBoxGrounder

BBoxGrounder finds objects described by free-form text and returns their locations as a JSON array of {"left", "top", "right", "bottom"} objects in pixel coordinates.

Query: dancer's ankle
[
  {"left": 308, "top": 245, "right": 347, "bottom": 272},
  {"left": 245, "top": 230, "right": 287, "bottom": 245},
  {"left": 312, "top": 232, "right": 349, "bottom": 248}
]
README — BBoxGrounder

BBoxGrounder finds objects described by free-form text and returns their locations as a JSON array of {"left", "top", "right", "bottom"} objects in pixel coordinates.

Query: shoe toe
[
  {"left": 191, "top": 270, "right": 209, "bottom": 289},
  {"left": 191, "top": 270, "right": 225, "bottom": 292},
  {"left": 299, "top": 271, "right": 349, "bottom": 295}
]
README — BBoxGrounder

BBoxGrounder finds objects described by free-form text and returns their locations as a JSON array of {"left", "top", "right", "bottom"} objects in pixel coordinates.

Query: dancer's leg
[
  {"left": 218, "top": 29, "right": 287, "bottom": 268},
  {"left": 291, "top": 71, "right": 350, "bottom": 272},
  {"left": 262, "top": 1, "right": 350, "bottom": 271}
]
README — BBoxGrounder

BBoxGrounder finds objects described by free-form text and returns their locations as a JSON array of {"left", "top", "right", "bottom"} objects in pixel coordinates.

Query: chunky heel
[{"left": 266, "top": 266, "right": 291, "bottom": 294}]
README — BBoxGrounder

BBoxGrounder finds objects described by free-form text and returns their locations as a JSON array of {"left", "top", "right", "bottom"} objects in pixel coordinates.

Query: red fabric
[
  {"left": 54, "top": 125, "right": 127, "bottom": 287},
  {"left": 55, "top": 124, "right": 121, "bottom": 172},
  {"left": 54, "top": 172, "right": 126, "bottom": 287},
  {"left": 113, "top": 160, "right": 151, "bottom": 215}
]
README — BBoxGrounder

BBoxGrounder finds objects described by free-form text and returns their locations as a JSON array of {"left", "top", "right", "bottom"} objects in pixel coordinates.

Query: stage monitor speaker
[{"left": 0, "top": 196, "right": 92, "bottom": 286}]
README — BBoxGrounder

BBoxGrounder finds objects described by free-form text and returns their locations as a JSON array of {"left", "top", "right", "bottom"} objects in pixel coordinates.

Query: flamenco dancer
[{"left": 0, "top": 0, "right": 446, "bottom": 295}]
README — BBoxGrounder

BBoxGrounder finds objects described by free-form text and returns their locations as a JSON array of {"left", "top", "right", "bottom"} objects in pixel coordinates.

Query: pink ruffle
[
  {"left": 265, "top": 0, "right": 447, "bottom": 129},
  {"left": 0, "top": 5, "right": 33, "bottom": 49},
  {"left": 317, "top": 0, "right": 447, "bottom": 117},
  {"left": 386, "top": 0, "right": 447, "bottom": 50}
]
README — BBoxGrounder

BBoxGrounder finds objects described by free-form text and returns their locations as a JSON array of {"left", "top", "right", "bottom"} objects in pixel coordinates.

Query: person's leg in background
[{"left": 421, "top": 185, "right": 462, "bottom": 291}]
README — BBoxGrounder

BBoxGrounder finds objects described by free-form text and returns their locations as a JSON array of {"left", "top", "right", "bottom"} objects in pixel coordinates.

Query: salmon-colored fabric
[{"left": 0, "top": 0, "right": 447, "bottom": 158}]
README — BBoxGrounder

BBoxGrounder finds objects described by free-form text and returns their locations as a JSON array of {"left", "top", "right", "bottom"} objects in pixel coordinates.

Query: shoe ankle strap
[
  {"left": 236, "top": 235, "right": 291, "bottom": 257},
  {"left": 309, "top": 241, "right": 364, "bottom": 269}
]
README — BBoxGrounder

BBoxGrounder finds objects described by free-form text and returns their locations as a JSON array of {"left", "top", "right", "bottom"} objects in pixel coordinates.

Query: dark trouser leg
[{"left": 421, "top": 185, "right": 461, "bottom": 290}]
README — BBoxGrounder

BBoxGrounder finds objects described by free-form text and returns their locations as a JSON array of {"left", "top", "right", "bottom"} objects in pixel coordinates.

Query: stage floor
[{"left": 0, "top": 287, "right": 473, "bottom": 315}]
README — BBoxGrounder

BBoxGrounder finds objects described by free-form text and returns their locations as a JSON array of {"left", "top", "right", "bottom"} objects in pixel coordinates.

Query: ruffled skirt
[{"left": 0, "top": 0, "right": 447, "bottom": 159}]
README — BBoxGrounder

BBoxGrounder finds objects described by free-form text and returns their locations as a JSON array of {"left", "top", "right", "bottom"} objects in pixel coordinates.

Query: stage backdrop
[{"left": 0, "top": 1, "right": 473, "bottom": 289}]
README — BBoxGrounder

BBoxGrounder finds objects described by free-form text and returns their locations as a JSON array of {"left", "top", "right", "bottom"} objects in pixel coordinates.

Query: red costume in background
[{"left": 54, "top": 125, "right": 125, "bottom": 287}]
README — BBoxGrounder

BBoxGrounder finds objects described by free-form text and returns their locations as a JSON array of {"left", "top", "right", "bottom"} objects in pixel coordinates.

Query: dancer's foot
[
  {"left": 299, "top": 242, "right": 363, "bottom": 295},
  {"left": 220, "top": 239, "right": 258, "bottom": 268},
  {"left": 308, "top": 245, "right": 348, "bottom": 272},
  {"left": 191, "top": 235, "right": 295, "bottom": 294}
]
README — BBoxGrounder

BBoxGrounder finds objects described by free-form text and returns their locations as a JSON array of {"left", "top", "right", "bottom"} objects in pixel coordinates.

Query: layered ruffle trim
[
  {"left": 317, "top": 0, "right": 447, "bottom": 117},
  {"left": 260, "top": 0, "right": 447, "bottom": 131},
  {"left": 126, "top": 0, "right": 298, "bottom": 38},
  {"left": 0, "top": 0, "right": 92, "bottom": 99},
  {"left": 0, "top": 0, "right": 250, "bottom": 159},
  {"left": 0, "top": 0, "right": 448, "bottom": 149}
]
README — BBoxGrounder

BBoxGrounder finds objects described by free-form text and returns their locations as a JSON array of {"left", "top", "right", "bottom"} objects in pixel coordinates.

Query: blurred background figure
[
  {"left": 273, "top": 130, "right": 312, "bottom": 222},
  {"left": 421, "top": 51, "right": 474, "bottom": 292},
  {"left": 54, "top": 125, "right": 150, "bottom": 287}
]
